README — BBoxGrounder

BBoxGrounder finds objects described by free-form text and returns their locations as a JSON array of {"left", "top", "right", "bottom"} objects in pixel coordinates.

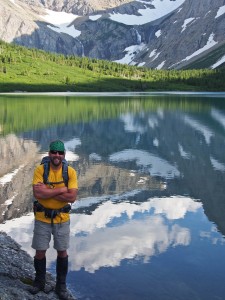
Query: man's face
[{"left": 49, "top": 150, "right": 65, "bottom": 167}]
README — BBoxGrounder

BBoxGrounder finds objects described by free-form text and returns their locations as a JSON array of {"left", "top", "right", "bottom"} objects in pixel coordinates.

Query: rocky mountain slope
[
  {"left": 18, "top": 0, "right": 133, "bottom": 15},
  {"left": 135, "top": 0, "right": 225, "bottom": 69},
  {"left": 1, "top": 0, "right": 225, "bottom": 69}
]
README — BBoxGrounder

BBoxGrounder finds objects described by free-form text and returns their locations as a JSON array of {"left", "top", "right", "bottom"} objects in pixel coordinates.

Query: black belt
[{"left": 33, "top": 201, "right": 71, "bottom": 225}]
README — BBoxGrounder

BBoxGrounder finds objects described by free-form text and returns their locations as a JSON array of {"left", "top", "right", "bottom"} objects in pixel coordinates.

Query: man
[{"left": 31, "top": 140, "right": 78, "bottom": 300}]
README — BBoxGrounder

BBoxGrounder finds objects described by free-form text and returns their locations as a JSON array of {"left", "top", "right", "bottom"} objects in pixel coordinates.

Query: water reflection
[
  {"left": 0, "top": 195, "right": 202, "bottom": 265},
  {"left": 109, "top": 149, "right": 180, "bottom": 179},
  {"left": 69, "top": 196, "right": 201, "bottom": 272},
  {"left": 0, "top": 193, "right": 223, "bottom": 300},
  {"left": 1, "top": 93, "right": 225, "bottom": 299}
]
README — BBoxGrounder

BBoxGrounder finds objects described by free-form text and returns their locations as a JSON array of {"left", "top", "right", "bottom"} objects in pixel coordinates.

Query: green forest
[{"left": 0, "top": 40, "right": 225, "bottom": 92}]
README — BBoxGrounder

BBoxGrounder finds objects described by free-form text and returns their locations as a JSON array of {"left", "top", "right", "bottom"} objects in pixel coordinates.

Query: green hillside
[{"left": 0, "top": 40, "right": 225, "bottom": 92}]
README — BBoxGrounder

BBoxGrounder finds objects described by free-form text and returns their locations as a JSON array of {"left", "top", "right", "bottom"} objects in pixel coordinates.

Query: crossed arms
[{"left": 33, "top": 182, "right": 78, "bottom": 203}]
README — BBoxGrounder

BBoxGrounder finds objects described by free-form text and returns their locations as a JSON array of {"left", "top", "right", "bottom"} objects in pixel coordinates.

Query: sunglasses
[{"left": 50, "top": 150, "right": 65, "bottom": 155}]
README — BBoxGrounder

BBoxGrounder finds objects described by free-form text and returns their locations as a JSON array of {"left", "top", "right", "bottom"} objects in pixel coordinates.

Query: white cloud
[
  {"left": 69, "top": 216, "right": 190, "bottom": 272},
  {"left": 0, "top": 196, "right": 202, "bottom": 272},
  {"left": 69, "top": 196, "right": 200, "bottom": 272},
  {"left": 149, "top": 196, "right": 201, "bottom": 220}
]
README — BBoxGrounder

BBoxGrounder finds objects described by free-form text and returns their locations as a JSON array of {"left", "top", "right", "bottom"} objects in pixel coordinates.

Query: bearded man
[{"left": 30, "top": 140, "right": 78, "bottom": 300}]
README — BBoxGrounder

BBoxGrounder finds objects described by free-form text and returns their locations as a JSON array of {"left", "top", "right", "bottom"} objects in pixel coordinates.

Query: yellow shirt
[{"left": 33, "top": 164, "right": 78, "bottom": 224}]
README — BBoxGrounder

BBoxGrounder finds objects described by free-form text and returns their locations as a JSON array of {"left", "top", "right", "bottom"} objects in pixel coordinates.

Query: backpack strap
[
  {"left": 62, "top": 158, "right": 69, "bottom": 187},
  {"left": 41, "top": 156, "right": 50, "bottom": 185},
  {"left": 41, "top": 156, "right": 69, "bottom": 187}
]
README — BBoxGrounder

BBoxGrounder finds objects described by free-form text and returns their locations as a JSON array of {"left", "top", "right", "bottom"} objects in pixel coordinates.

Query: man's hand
[
  {"left": 33, "top": 182, "right": 48, "bottom": 192},
  {"left": 33, "top": 182, "right": 68, "bottom": 199},
  {"left": 54, "top": 188, "right": 78, "bottom": 203}
]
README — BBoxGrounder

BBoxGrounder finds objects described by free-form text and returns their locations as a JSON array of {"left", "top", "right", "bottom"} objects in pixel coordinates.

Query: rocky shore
[{"left": 0, "top": 231, "right": 61, "bottom": 300}]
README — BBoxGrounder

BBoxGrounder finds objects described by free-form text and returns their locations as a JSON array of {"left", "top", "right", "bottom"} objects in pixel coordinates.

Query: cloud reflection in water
[
  {"left": 0, "top": 195, "right": 202, "bottom": 273},
  {"left": 69, "top": 196, "right": 201, "bottom": 272}
]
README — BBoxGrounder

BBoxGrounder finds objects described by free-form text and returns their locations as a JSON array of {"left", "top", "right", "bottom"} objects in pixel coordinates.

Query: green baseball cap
[{"left": 49, "top": 140, "right": 65, "bottom": 152}]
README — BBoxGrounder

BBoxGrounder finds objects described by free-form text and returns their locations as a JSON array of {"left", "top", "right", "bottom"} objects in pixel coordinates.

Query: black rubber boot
[
  {"left": 55, "top": 256, "right": 75, "bottom": 300},
  {"left": 29, "top": 257, "right": 46, "bottom": 294}
]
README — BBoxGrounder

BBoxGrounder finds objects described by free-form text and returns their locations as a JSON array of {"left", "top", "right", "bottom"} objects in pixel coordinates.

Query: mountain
[{"left": 1, "top": 0, "right": 225, "bottom": 69}]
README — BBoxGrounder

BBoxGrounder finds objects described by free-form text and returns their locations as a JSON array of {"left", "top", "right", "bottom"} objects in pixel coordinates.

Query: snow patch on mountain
[
  {"left": 138, "top": 62, "right": 146, "bottom": 67},
  {"left": 114, "top": 43, "right": 146, "bottom": 64},
  {"left": 150, "top": 51, "right": 161, "bottom": 61},
  {"left": 170, "top": 33, "right": 218, "bottom": 68},
  {"left": 211, "top": 55, "right": 225, "bottom": 69},
  {"left": 41, "top": 9, "right": 81, "bottom": 37},
  {"left": 182, "top": 33, "right": 218, "bottom": 61},
  {"left": 109, "top": 0, "right": 185, "bottom": 25},
  {"left": 156, "top": 61, "right": 165, "bottom": 70},
  {"left": 181, "top": 17, "right": 195, "bottom": 32},
  {"left": 149, "top": 49, "right": 157, "bottom": 58},
  {"left": 89, "top": 15, "right": 102, "bottom": 21},
  {"left": 155, "top": 30, "right": 161, "bottom": 38},
  {"left": 215, "top": 5, "right": 225, "bottom": 18}
]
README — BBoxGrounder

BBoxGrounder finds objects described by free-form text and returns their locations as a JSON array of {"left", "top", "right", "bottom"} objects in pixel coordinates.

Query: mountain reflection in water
[{"left": 1, "top": 93, "right": 225, "bottom": 300}]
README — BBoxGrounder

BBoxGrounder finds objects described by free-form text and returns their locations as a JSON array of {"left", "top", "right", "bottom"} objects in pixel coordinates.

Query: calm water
[{"left": 1, "top": 92, "right": 225, "bottom": 300}]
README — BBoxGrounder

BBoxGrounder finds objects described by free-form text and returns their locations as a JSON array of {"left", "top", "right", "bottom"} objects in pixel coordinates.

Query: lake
[{"left": 1, "top": 92, "right": 225, "bottom": 300}]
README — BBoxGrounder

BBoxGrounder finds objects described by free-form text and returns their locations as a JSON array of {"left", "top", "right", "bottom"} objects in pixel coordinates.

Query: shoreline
[
  {"left": 0, "top": 91, "right": 225, "bottom": 96},
  {"left": 0, "top": 231, "right": 63, "bottom": 299}
]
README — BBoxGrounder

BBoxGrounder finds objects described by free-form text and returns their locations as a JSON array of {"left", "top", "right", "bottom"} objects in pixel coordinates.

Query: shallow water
[{"left": 1, "top": 92, "right": 225, "bottom": 300}]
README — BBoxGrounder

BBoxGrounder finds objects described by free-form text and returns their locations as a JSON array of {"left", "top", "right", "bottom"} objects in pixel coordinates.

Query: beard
[{"left": 50, "top": 156, "right": 62, "bottom": 167}]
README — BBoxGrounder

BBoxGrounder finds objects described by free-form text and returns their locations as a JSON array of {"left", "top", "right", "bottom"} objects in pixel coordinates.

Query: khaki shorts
[{"left": 32, "top": 220, "right": 70, "bottom": 251}]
